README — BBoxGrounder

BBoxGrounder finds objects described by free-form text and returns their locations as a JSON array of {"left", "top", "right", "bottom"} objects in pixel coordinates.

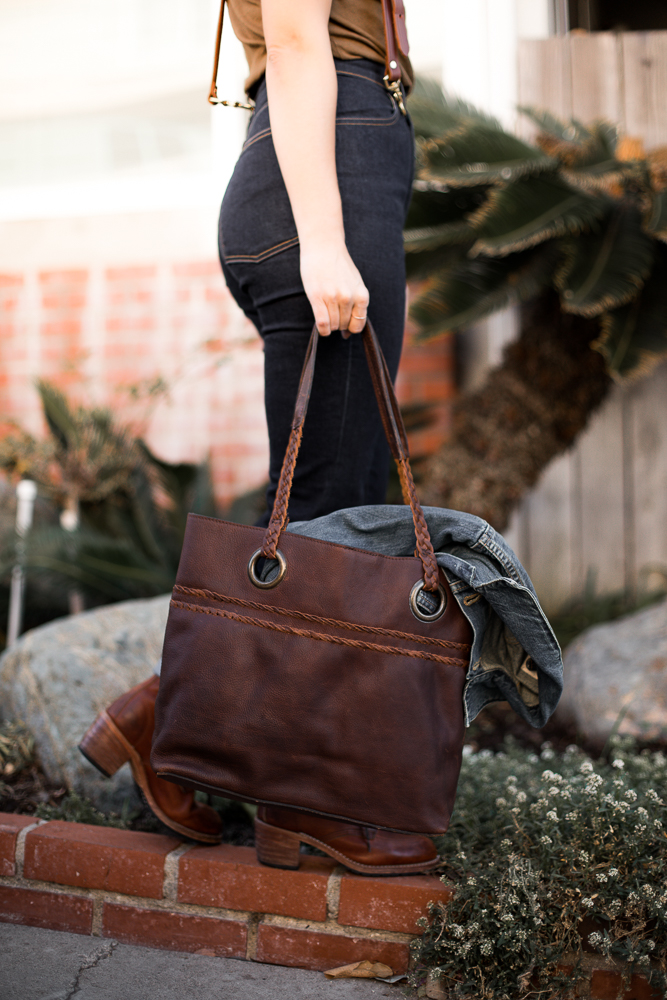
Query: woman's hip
[{"left": 219, "top": 59, "right": 414, "bottom": 272}]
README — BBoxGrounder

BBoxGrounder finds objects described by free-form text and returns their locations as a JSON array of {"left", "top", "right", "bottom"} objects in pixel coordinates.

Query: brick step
[
  {"left": 0, "top": 813, "right": 449, "bottom": 972},
  {"left": 0, "top": 813, "right": 660, "bottom": 998}
]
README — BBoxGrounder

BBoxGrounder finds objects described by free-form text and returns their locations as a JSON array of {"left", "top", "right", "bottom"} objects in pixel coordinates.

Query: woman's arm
[{"left": 261, "top": 0, "right": 368, "bottom": 336}]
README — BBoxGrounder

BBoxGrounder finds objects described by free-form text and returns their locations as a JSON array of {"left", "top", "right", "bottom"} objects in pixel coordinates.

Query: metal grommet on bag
[
  {"left": 247, "top": 548, "right": 287, "bottom": 589},
  {"left": 409, "top": 579, "right": 447, "bottom": 622}
]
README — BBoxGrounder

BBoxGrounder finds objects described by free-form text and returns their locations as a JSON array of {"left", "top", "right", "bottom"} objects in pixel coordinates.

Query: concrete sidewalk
[{"left": 0, "top": 924, "right": 412, "bottom": 1000}]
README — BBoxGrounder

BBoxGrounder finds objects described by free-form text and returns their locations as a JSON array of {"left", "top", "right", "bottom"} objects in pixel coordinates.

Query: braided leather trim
[
  {"left": 170, "top": 599, "right": 469, "bottom": 667},
  {"left": 262, "top": 424, "right": 302, "bottom": 559},
  {"left": 173, "top": 585, "right": 472, "bottom": 651}
]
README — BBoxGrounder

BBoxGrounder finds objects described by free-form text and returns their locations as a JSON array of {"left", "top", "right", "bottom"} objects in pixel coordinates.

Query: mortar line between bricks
[
  {"left": 326, "top": 866, "right": 344, "bottom": 921},
  {"left": 259, "top": 912, "right": 414, "bottom": 944},
  {"left": 162, "top": 842, "right": 193, "bottom": 902},
  {"left": 0, "top": 874, "right": 252, "bottom": 923},
  {"left": 0, "top": 873, "right": 413, "bottom": 942},
  {"left": 13, "top": 821, "right": 44, "bottom": 878},
  {"left": 246, "top": 913, "right": 261, "bottom": 960},
  {"left": 91, "top": 896, "right": 103, "bottom": 937}
]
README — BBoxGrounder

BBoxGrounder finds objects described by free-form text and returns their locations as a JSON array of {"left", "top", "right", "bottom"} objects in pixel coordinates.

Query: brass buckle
[{"left": 383, "top": 76, "right": 407, "bottom": 116}]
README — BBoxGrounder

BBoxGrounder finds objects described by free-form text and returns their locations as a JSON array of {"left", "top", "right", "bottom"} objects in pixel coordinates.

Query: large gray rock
[
  {"left": 557, "top": 597, "right": 667, "bottom": 743},
  {"left": 0, "top": 595, "right": 170, "bottom": 812}
]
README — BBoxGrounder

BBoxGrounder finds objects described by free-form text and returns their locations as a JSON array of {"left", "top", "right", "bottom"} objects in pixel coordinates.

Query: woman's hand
[{"left": 300, "top": 238, "right": 369, "bottom": 337}]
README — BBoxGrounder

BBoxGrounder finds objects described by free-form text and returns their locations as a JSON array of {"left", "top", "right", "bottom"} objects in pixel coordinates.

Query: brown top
[{"left": 226, "top": 0, "right": 413, "bottom": 97}]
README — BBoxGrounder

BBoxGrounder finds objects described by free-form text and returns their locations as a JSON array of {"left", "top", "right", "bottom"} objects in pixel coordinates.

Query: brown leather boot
[
  {"left": 79, "top": 675, "right": 222, "bottom": 844},
  {"left": 255, "top": 805, "right": 439, "bottom": 875}
]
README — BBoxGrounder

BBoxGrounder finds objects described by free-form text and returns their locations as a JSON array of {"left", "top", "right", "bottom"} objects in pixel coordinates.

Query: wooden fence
[{"left": 500, "top": 32, "right": 667, "bottom": 614}]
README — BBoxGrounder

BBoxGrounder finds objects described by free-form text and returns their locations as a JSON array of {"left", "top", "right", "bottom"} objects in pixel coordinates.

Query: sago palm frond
[
  {"left": 594, "top": 244, "right": 667, "bottom": 380},
  {"left": 408, "top": 76, "right": 501, "bottom": 139},
  {"left": 410, "top": 245, "right": 558, "bottom": 339},
  {"left": 643, "top": 189, "right": 667, "bottom": 241},
  {"left": 418, "top": 124, "right": 554, "bottom": 188},
  {"left": 404, "top": 185, "right": 487, "bottom": 253},
  {"left": 470, "top": 173, "right": 609, "bottom": 256},
  {"left": 555, "top": 203, "right": 655, "bottom": 317},
  {"left": 522, "top": 108, "right": 618, "bottom": 170}
]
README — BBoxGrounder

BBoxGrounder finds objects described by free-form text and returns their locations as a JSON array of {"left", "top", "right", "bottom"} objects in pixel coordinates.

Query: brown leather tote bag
[{"left": 151, "top": 322, "right": 473, "bottom": 835}]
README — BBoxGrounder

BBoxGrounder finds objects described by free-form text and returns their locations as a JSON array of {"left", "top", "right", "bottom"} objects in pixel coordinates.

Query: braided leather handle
[{"left": 261, "top": 322, "right": 440, "bottom": 593}]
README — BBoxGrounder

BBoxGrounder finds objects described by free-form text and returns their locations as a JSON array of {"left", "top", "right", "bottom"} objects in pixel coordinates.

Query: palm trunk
[{"left": 419, "top": 291, "right": 612, "bottom": 531}]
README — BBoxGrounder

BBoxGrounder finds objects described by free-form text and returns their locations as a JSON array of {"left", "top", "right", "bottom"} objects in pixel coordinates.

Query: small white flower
[
  {"left": 580, "top": 760, "right": 594, "bottom": 775},
  {"left": 566, "top": 811, "right": 579, "bottom": 821},
  {"left": 500, "top": 839, "right": 512, "bottom": 850},
  {"left": 480, "top": 940, "right": 493, "bottom": 956},
  {"left": 625, "top": 789, "right": 638, "bottom": 802},
  {"left": 654, "top": 819, "right": 663, "bottom": 829},
  {"left": 641, "top": 884, "right": 655, "bottom": 898},
  {"left": 637, "top": 807, "right": 649, "bottom": 819},
  {"left": 612, "top": 759, "right": 624, "bottom": 769},
  {"left": 546, "top": 810, "right": 558, "bottom": 821},
  {"left": 451, "top": 924, "right": 464, "bottom": 939},
  {"left": 581, "top": 897, "right": 595, "bottom": 908},
  {"left": 588, "top": 931, "right": 603, "bottom": 947},
  {"left": 596, "top": 873, "right": 608, "bottom": 883},
  {"left": 608, "top": 868, "right": 619, "bottom": 877},
  {"left": 635, "top": 824, "right": 647, "bottom": 834},
  {"left": 579, "top": 850, "right": 590, "bottom": 863},
  {"left": 495, "top": 797, "right": 507, "bottom": 807},
  {"left": 539, "top": 835, "right": 552, "bottom": 846},
  {"left": 515, "top": 791, "right": 527, "bottom": 804}
]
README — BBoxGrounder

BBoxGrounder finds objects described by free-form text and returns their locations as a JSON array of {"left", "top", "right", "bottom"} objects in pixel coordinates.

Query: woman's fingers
[
  {"left": 346, "top": 303, "right": 368, "bottom": 335},
  {"left": 300, "top": 242, "right": 369, "bottom": 337}
]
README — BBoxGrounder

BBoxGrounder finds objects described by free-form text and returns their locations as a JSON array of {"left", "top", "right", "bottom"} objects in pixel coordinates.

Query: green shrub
[{"left": 414, "top": 737, "right": 667, "bottom": 998}]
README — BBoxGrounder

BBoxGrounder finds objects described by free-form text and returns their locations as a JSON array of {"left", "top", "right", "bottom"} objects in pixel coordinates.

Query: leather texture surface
[
  {"left": 105, "top": 676, "right": 223, "bottom": 840},
  {"left": 258, "top": 805, "right": 437, "bottom": 866},
  {"left": 151, "top": 324, "right": 473, "bottom": 835},
  {"left": 152, "top": 516, "right": 472, "bottom": 834}
]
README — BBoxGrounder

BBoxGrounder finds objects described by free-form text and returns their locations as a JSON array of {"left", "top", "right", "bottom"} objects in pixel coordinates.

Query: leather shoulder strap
[{"left": 381, "top": 0, "right": 409, "bottom": 83}]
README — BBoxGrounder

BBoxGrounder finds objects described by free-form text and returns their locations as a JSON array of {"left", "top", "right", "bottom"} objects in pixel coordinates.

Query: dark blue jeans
[{"left": 219, "top": 58, "right": 414, "bottom": 525}]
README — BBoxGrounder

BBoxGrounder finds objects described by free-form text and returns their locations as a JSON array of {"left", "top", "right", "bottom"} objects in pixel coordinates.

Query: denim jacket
[{"left": 288, "top": 505, "right": 563, "bottom": 728}]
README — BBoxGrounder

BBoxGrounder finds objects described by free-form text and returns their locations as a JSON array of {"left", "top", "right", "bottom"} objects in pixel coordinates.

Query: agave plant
[
  {"left": 0, "top": 382, "right": 215, "bottom": 636},
  {"left": 405, "top": 79, "right": 667, "bottom": 528}
]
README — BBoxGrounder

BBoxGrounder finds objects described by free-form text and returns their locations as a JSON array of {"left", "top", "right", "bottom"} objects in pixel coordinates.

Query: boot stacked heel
[
  {"left": 254, "top": 817, "right": 301, "bottom": 869},
  {"left": 78, "top": 710, "right": 132, "bottom": 778}
]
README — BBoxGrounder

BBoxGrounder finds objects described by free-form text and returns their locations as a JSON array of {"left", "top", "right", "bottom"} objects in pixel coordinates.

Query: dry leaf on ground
[{"left": 323, "top": 960, "right": 394, "bottom": 979}]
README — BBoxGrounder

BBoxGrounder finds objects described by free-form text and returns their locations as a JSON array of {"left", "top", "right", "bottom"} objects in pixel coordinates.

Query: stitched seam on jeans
[
  {"left": 336, "top": 114, "right": 399, "bottom": 128},
  {"left": 170, "top": 600, "right": 469, "bottom": 667},
  {"left": 242, "top": 126, "right": 272, "bottom": 150},
  {"left": 336, "top": 69, "right": 388, "bottom": 88},
  {"left": 173, "top": 585, "right": 471, "bottom": 651},
  {"left": 223, "top": 236, "right": 300, "bottom": 264}
]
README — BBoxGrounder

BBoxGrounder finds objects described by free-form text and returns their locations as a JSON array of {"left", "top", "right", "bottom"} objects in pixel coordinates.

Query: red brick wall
[{"left": 0, "top": 262, "right": 454, "bottom": 508}]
